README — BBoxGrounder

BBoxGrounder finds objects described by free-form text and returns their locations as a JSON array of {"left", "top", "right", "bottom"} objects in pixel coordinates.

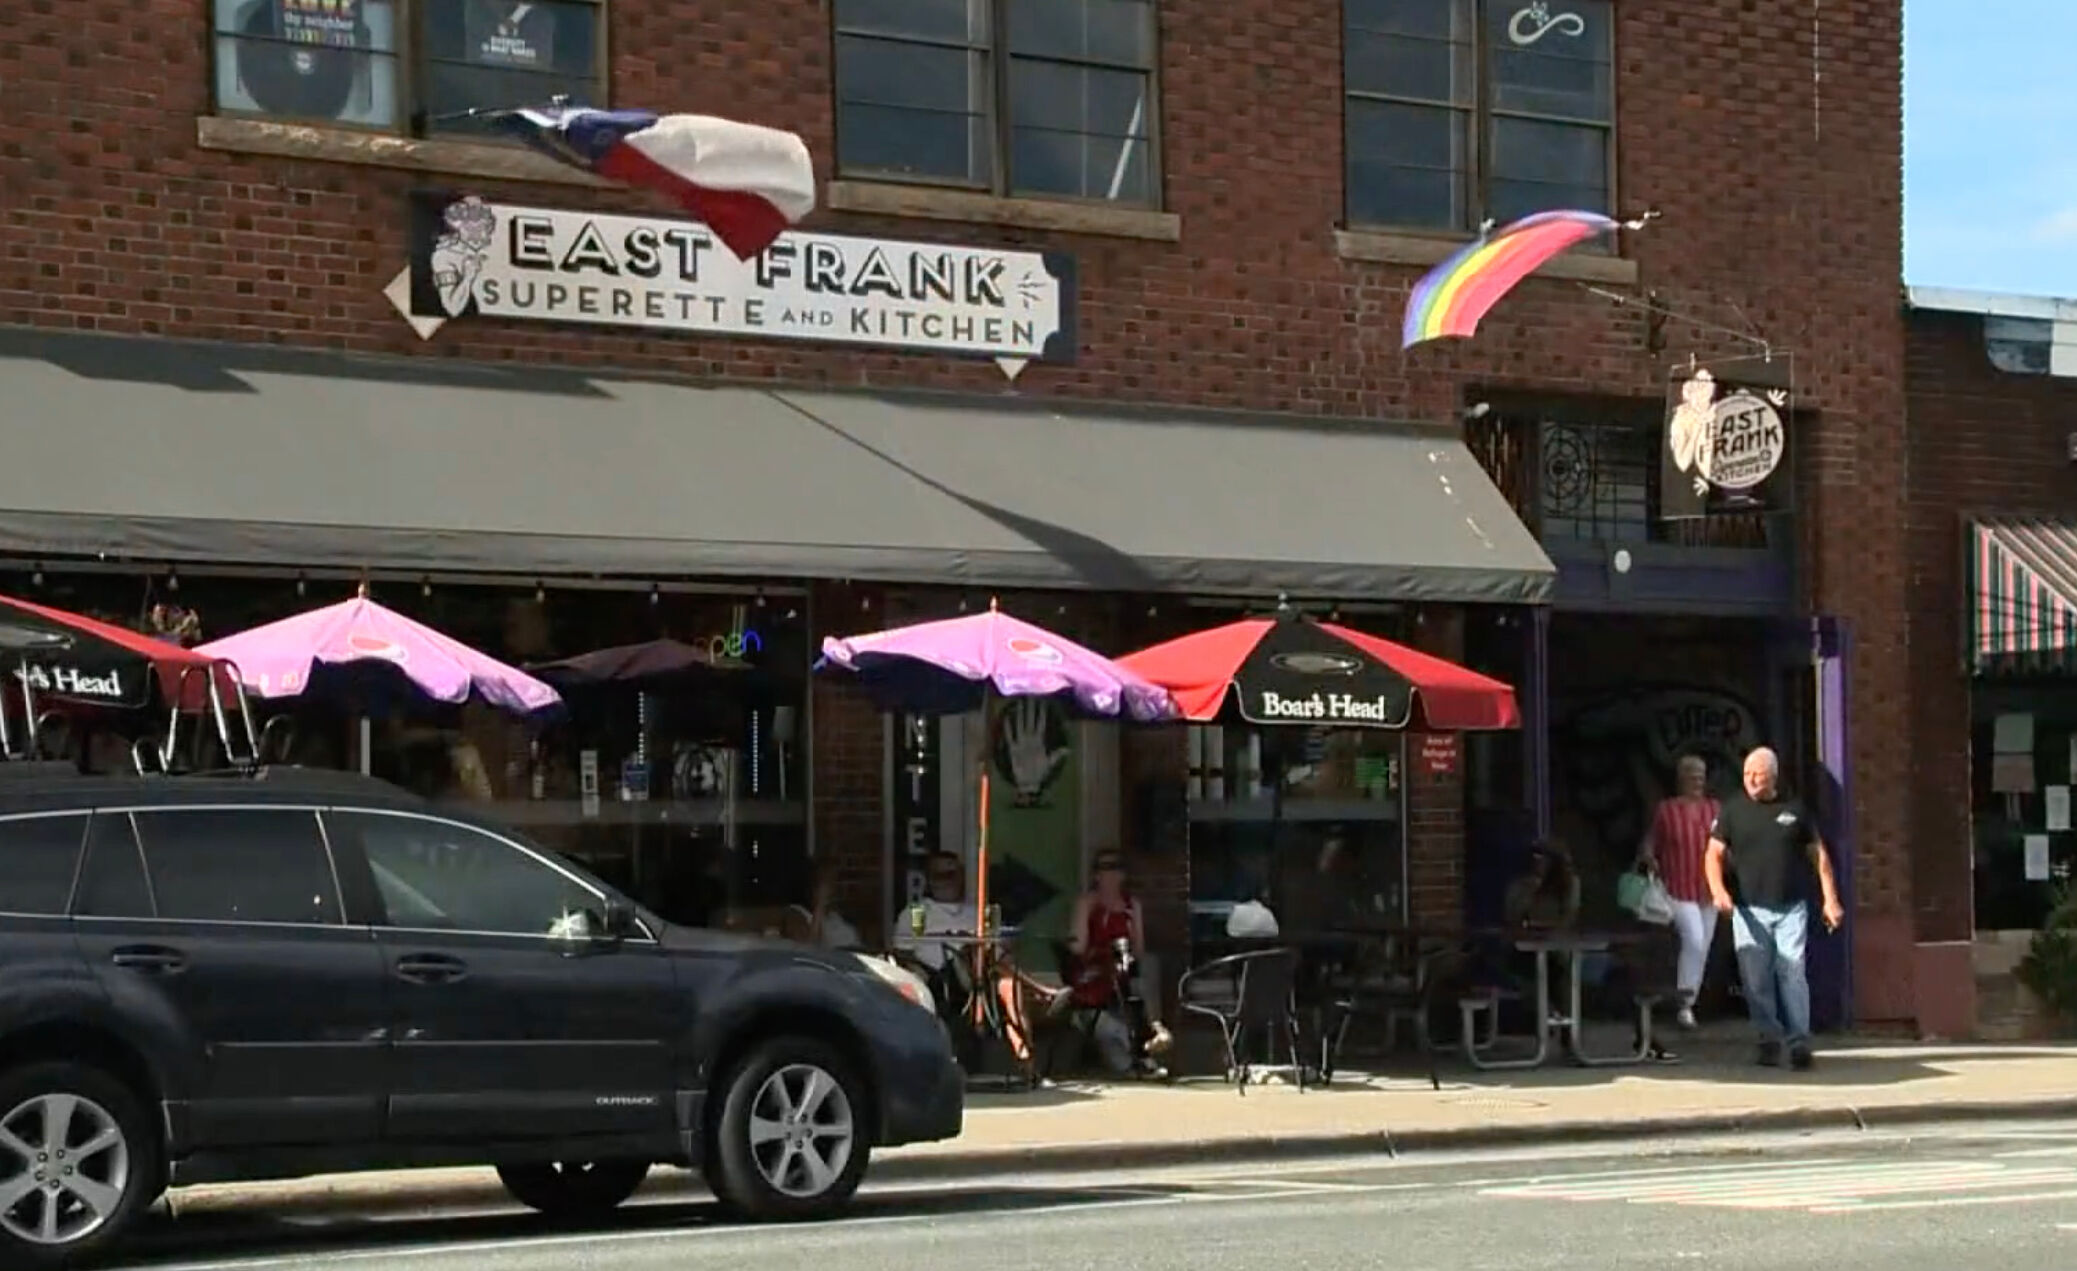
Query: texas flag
[{"left": 496, "top": 106, "right": 816, "bottom": 260}]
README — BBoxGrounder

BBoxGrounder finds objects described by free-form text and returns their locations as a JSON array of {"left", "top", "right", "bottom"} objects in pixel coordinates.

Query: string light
[
  {"left": 650, "top": 583, "right": 661, "bottom": 606},
  {"left": 166, "top": 567, "right": 180, "bottom": 593},
  {"left": 421, "top": 576, "right": 433, "bottom": 598},
  {"left": 30, "top": 563, "right": 43, "bottom": 588},
  {"left": 295, "top": 573, "right": 307, "bottom": 597},
  {"left": 534, "top": 581, "right": 547, "bottom": 604}
]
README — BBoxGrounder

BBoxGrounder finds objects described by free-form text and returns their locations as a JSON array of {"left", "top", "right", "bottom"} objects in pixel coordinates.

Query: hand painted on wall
[{"left": 1554, "top": 683, "right": 1761, "bottom": 860}]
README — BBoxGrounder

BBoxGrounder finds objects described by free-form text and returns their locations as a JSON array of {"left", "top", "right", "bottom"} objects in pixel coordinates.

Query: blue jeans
[{"left": 1731, "top": 903, "right": 1811, "bottom": 1047}]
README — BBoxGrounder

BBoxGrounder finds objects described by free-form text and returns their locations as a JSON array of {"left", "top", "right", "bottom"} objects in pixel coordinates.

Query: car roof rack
[{"left": 0, "top": 761, "right": 84, "bottom": 781}]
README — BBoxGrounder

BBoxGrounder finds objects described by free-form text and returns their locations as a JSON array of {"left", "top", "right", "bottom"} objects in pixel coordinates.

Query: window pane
[
  {"left": 1007, "top": 59, "right": 1148, "bottom": 137},
  {"left": 1006, "top": 0, "right": 1156, "bottom": 67},
  {"left": 1347, "top": 0, "right": 1469, "bottom": 40},
  {"left": 0, "top": 814, "right": 87, "bottom": 917},
  {"left": 424, "top": 64, "right": 602, "bottom": 137},
  {"left": 74, "top": 815, "right": 153, "bottom": 920},
  {"left": 838, "top": 103, "right": 993, "bottom": 184},
  {"left": 212, "top": 0, "right": 400, "bottom": 127},
  {"left": 835, "top": 36, "right": 993, "bottom": 184},
  {"left": 1006, "top": 60, "right": 1152, "bottom": 203},
  {"left": 1009, "top": 126, "right": 1153, "bottom": 202},
  {"left": 1484, "top": 0, "right": 1612, "bottom": 121},
  {"left": 1490, "top": 115, "right": 1606, "bottom": 186},
  {"left": 340, "top": 813, "right": 607, "bottom": 938},
  {"left": 838, "top": 35, "right": 989, "bottom": 114},
  {"left": 135, "top": 810, "right": 341, "bottom": 926},
  {"left": 1345, "top": 99, "right": 1469, "bottom": 229},
  {"left": 834, "top": 0, "right": 990, "bottom": 45},
  {"left": 1344, "top": 29, "right": 1473, "bottom": 105},
  {"left": 422, "top": 0, "right": 599, "bottom": 76}
]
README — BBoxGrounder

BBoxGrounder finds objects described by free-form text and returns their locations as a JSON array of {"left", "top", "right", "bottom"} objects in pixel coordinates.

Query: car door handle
[
  {"left": 394, "top": 954, "right": 468, "bottom": 985},
  {"left": 110, "top": 946, "right": 188, "bottom": 975}
]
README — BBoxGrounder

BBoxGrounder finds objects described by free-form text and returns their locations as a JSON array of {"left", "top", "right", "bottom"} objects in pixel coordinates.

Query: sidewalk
[{"left": 168, "top": 1036, "right": 2077, "bottom": 1218}]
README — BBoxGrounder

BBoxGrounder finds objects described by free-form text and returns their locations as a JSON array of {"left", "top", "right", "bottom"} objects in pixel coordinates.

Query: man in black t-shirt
[{"left": 1704, "top": 746, "right": 1845, "bottom": 1071}]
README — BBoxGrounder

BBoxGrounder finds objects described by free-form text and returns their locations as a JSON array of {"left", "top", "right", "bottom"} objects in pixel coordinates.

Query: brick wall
[
  {"left": 3, "top": 0, "right": 1910, "bottom": 1008},
  {"left": 1904, "top": 311, "right": 2077, "bottom": 943}
]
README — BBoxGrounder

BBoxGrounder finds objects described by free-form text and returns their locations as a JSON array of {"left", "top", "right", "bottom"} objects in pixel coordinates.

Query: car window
[
  {"left": 132, "top": 809, "right": 342, "bottom": 926},
  {"left": 0, "top": 813, "right": 88, "bottom": 916},
  {"left": 334, "top": 812, "right": 608, "bottom": 939},
  {"left": 74, "top": 814, "right": 154, "bottom": 919}
]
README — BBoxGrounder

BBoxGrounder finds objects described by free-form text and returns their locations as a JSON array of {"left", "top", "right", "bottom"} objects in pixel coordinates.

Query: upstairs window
[
  {"left": 1344, "top": 0, "right": 1614, "bottom": 232},
  {"left": 210, "top": 0, "right": 607, "bottom": 138},
  {"left": 832, "top": 0, "right": 1161, "bottom": 206}
]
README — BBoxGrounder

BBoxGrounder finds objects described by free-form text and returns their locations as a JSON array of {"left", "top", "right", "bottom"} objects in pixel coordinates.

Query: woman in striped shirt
[{"left": 1639, "top": 754, "right": 1723, "bottom": 1029}]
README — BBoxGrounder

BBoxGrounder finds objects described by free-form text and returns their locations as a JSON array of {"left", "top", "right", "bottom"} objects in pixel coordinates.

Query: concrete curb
[{"left": 168, "top": 1095, "right": 2077, "bottom": 1218}]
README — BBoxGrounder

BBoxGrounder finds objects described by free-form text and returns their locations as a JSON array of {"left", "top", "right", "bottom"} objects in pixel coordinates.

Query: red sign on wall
[{"left": 1419, "top": 733, "right": 1459, "bottom": 776}]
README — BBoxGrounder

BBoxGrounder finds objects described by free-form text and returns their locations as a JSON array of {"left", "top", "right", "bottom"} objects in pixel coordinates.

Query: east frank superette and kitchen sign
[{"left": 386, "top": 192, "right": 1077, "bottom": 380}]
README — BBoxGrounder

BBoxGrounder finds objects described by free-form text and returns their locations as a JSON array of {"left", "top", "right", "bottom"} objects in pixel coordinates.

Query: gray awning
[{"left": 0, "top": 326, "right": 1554, "bottom": 604}]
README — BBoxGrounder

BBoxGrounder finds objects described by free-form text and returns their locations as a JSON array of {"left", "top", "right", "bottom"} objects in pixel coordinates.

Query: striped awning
[{"left": 1969, "top": 518, "right": 2077, "bottom": 673}]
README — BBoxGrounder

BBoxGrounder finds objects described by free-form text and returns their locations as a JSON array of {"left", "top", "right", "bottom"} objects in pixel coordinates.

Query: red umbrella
[
  {"left": 0, "top": 592, "right": 230, "bottom": 710},
  {"left": 1117, "top": 609, "right": 1519, "bottom": 732}
]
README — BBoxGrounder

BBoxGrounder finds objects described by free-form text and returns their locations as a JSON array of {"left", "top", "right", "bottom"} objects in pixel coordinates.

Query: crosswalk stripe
[
  {"left": 1486, "top": 1163, "right": 2004, "bottom": 1201},
  {"left": 1808, "top": 1188, "right": 2077, "bottom": 1215},
  {"left": 1480, "top": 1158, "right": 2077, "bottom": 1214}
]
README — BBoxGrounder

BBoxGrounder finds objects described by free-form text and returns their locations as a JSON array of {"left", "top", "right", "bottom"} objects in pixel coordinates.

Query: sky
[{"left": 1904, "top": 1, "right": 2077, "bottom": 296}]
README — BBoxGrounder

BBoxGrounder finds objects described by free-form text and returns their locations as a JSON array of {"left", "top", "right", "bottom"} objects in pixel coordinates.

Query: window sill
[
  {"left": 1334, "top": 228, "right": 1640, "bottom": 285},
  {"left": 195, "top": 115, "right": 611, "bottom": 189},
  {"left": 825, "top": 180, "right": 1181, "bottom": 242}
]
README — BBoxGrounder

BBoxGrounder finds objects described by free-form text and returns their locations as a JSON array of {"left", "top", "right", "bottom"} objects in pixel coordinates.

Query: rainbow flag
[{"left": 1402, "top": 209, "right": 1632, "bottom": 349}]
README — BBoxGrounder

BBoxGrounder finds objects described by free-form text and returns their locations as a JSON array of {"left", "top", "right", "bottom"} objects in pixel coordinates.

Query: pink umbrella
[{"left": 195, "top": 586, "right": 561, "bottom": 716}]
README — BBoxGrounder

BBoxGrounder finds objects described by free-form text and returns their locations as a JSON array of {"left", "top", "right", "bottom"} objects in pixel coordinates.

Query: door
[
  {"left": 323, "top": 810, "right": 679, "bottom": 1144},
  {"left": 70, "top": 805, "right": 388, "bottom": 1149}
]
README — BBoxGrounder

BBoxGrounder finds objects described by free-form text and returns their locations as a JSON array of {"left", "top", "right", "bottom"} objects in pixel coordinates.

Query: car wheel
[
  {"left": 495, "top": 1161, "right": 650, "bottom": 1218},
  {"left": 708, "top": 1037, "right": 870, "bottom": 1221},
  {"left": 0, "top": 1061, "right": 161, "bottom": 1270}
]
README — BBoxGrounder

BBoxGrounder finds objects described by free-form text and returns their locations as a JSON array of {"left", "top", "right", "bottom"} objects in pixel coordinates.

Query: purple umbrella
[
  {"left": 195, "top": 587, "right": 561, "bottom": 716},
  {"left": 817, "top": 602, "right": 1174, "bottom": 722}
]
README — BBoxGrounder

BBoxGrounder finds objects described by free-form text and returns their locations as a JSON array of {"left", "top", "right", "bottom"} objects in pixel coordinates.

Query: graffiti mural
[{"left": 1552, "top": 683, "right": 1763, "bottom": 864}]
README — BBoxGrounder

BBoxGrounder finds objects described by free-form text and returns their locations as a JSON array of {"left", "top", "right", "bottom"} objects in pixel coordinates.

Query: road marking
[{"left": 1481, "top": 1157, "right": 2077, "bottom": 1215}]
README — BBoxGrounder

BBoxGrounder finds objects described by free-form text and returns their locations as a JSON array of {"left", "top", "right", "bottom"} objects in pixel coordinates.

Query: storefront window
[
  {"left": 1973, "top": 682, "right": 2077, "bottom": 931},
  {"left": 1186, "top": 722, "right": 1407, "bottom": 945},
  {"left": 8, "top": 567, "right": 811, "bottom": 930}
]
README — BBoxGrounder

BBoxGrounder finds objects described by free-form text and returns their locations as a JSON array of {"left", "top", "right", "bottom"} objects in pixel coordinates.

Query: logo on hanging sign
[
  {"left": 1660, "top": 367, "right": 1793, "bottom": 519},
  {"left": 1271, "top": 652, "right": 1363, "bottom": 677},
  {"left": 1508, "top": 2, "right": 1587, "bottom": 45}
]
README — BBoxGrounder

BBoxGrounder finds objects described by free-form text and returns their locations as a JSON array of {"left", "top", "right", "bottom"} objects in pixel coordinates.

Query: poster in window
[
  {"left": 465, "top": 0, "right": 555, "bottom": 69},
  {"left": 277, "top": 0, "right": 363, "bottom": 47},
  {"left": 1659, "top": 364, "right": 1793, "bottom": 520}
]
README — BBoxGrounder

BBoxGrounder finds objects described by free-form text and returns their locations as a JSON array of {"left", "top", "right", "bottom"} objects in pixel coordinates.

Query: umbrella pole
[{"left": 359, "top": 715, "right": 372, "bottom": 776}]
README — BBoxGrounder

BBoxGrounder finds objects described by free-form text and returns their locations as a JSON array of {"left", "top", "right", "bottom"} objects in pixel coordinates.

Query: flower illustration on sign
[{"left": 1508, "top": 1, "right": 1587, "bottom": 45}]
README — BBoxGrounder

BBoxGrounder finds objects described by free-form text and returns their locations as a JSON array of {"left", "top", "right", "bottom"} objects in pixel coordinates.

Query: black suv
[{"left": 0, "top": 765, "right": 962, "bottom": 1267}]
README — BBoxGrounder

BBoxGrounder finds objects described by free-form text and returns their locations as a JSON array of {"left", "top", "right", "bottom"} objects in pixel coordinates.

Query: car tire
[
  {"left": 495, "top": 1161, "right": 650, "bottom": 1218},
  {"left": 707, "top": 1036, "right": 871, "bottom": 1222},
  {"left": 0, "top": 1060, "right": 162, "bottom": 1270}
]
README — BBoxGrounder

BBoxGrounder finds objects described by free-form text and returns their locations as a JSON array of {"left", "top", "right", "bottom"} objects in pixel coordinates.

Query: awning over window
[
  {"left": 0, "top": 325, "right": 1554, "bottom": 605},
  {"left": 1969, "top": 518, "right": 2077, "bottom": 673}
]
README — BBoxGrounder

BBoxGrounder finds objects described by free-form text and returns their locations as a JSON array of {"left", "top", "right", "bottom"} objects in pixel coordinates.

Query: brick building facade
[
  {"left": 1, "top": 2, "right": 1922, "bottom": 1025},
  {"left": 1904, "top": 290, "right": 2077, "bottom": 1038}
]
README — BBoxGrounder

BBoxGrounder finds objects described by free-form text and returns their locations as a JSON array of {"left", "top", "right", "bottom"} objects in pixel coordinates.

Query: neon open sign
[{"left": 703, "top": 629, "right": 763, "bottom": 662}]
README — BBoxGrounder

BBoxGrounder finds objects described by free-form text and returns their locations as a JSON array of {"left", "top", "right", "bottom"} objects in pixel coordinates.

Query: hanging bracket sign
[
  {"left": 387, "top": 193, "right": 1077, "bottom": 380},
  {"left": 1659, "top": 364, "right": 1794, "bottom": 519}
]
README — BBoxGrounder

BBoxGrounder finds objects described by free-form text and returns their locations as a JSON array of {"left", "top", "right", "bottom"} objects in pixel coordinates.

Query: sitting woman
[
  {"left": 1063, "top": 850, "right": 1173, "bottom": 1074},
  {"left": 906, "top": 850, "right": 1059, "bottom": 1065}
]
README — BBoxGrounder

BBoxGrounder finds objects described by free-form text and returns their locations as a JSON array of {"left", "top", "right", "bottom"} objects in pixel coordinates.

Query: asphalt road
[{"left": 119, "top": 1120, "right": 2077, "bottom": 1271}]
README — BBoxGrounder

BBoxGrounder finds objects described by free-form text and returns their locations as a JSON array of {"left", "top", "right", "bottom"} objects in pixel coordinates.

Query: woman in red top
[
  {"left": 1065, "top": 851, "right": 1171, "bottom": 1068},
  {"left": 1638, "top": 753, "right": 1723, "bottom": 1029}
]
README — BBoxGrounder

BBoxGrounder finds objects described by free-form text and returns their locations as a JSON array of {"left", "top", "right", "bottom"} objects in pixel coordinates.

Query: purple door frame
[{"left": 1807, "top": 615, "right": 1855, "bottom": 1030}]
